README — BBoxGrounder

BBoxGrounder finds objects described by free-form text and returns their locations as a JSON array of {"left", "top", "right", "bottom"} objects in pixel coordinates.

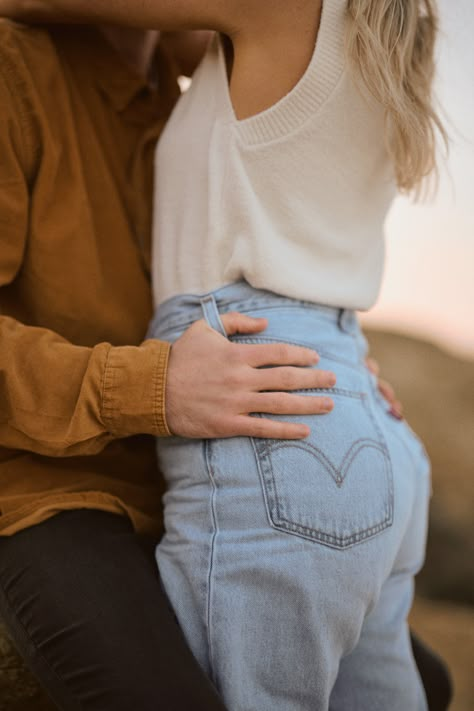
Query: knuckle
[
  {"left": 218, "top": 417, "right": 235, "bottom": 437},
  {"left": 231, "top": 343, "right": 247, "bottom": 363},
  {"left": 271, "top": 343, "right": 289, "bottom": 362},
  {"left": 227, "top": 345, "right": 245, "bottom": 367},
  {"left": 267, "top": 394, "right": 284, "bottom": 412},
  {"left": 279, "top": 343, "right": 292, "bottom": 361},
  {"left": 206, "top": 413, "right": 223, "bottom": 434},
  {"left": 225, "top": 370, "right": 245, "bottom": 390},
  {"left": 252, "top": 419, "right": 269, "bottom": 438},
  {"left": 308, "top": 396, "right": 326, "bottom": 413},
  {"left": 317, "top": 370, "right": 335, "bottom": 386},
  {"left": 279, "top": 368, "right": 296, "bottom": 389}
]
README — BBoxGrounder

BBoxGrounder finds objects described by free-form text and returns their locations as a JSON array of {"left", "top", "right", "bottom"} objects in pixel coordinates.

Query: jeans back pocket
[{"left": 252, "top": 389, "right": 393, "bottom": 550}]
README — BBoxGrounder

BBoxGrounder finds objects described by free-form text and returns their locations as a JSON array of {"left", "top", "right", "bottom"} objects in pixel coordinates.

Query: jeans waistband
[{"left": 150, "top": 281, "right": 359, "bottom": 338}]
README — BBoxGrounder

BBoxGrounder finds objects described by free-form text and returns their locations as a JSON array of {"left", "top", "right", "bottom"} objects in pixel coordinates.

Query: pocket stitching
[{"left": 252, "top": 395, "right": 394, "bottom": 549}]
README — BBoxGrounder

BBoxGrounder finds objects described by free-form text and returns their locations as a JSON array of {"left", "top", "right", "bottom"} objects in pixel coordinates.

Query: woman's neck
[{"left": 99, "top": 27, "right": 160, "bottom": 78}]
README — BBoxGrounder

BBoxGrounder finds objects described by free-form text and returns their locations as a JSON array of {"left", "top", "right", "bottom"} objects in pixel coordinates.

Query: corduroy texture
[{"left": 0, "top": 21, "right": 179, "bottom": 536}]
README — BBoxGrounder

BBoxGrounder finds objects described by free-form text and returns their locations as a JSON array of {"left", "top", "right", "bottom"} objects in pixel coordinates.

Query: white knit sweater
[{"left": 152, "top": 0, "right": 397, "bottom": 310}]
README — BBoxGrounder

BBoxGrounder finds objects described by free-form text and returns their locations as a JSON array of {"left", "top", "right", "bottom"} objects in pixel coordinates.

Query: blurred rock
[{"left": 365, "top": 329, "right": 474, "bottom": 606}]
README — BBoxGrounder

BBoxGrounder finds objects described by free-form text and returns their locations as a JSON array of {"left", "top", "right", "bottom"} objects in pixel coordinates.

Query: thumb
[{"left": 220, "top": 311, "right": 268, "bottom": 336}]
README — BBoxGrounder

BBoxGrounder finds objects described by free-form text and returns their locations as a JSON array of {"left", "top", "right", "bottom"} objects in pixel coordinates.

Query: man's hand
[{"left": 165, "top": 312, "right": 336, "bottom": 439}]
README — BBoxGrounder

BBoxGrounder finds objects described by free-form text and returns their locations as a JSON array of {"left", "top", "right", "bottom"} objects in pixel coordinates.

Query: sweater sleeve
[{"left": 0, "top": 53, "right": 171, "bottom": 459}]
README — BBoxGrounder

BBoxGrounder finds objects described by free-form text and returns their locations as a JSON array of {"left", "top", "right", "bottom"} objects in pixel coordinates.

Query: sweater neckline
[{"left": 216, "top": 0, "right": 347, "bottom": 146}]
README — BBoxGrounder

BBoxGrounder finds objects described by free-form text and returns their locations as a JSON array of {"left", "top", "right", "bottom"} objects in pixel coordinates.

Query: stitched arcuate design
[{"left": 253, "top": 391, "right": 393, "bottom": 549}]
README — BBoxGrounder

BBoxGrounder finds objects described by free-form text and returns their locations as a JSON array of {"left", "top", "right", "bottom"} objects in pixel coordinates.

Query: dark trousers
[
  {"left": 0, "top": 510, "right": 226, "bottom": 710},
  {"left": 0, "top": 510, "right": 452, "bottom": 711}
]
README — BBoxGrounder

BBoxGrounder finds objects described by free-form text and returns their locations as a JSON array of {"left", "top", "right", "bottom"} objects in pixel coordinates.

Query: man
[{"left": 0, "top": 7, "right": 452, "bottom": 711}]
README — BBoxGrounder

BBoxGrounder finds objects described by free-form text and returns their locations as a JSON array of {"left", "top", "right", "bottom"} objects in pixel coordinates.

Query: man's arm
[{"left": 0, "top": 65, "right": 173, "bottom": 457}]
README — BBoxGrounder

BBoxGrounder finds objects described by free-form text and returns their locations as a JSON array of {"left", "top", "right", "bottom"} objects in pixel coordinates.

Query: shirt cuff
[{"left": 101, "top": 339, "right": 172, "bottom": 438}]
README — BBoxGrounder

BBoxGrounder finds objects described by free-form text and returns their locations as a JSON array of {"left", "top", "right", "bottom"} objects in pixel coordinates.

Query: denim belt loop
[
  {"left": 338, "top": 308, "right": 354, "bottom": 334},
  {"left": 200, "top": 294, "right": 228, "bottom": 337}
]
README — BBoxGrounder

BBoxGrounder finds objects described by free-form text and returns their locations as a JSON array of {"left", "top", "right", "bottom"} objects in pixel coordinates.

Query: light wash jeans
[{"left": 148, "top": 281, "right": 431, "bottom": 711}]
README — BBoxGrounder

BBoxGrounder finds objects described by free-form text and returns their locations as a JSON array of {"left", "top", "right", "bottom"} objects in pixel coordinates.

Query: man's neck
[{"left": 99, "top": 27, "right": 160, "bottom": 78}]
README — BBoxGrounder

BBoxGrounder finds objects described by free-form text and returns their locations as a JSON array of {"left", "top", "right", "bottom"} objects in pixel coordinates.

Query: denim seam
[
  {"left": 385, "top": 416, "right": 430, "bottom": 475},
  {"left": 364, "top": 390, "right": 395, "bottom": 525},
  {"left": 288, "top": 388, "right": 365, "bottom": 397},
  {"left": 0, "top": 577, "right": 83, "bottom": 711},
  {"left": 204, "top": 440, "right": 219, "bottom": 685}
]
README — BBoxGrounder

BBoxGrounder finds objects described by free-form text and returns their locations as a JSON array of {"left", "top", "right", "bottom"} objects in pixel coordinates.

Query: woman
[{"left": 147, "top": 2, "right": 446, "bottom": 708}]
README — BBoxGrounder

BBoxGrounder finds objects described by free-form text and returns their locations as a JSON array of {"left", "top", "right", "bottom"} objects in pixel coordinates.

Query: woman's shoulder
[{"left": 221, "top": 1, "right": 349, "bottom": 121}]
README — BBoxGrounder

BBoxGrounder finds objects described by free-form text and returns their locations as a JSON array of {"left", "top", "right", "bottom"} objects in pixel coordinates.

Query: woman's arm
[
  {"left": 161, "top": 31, "right": 212, "bottom": 77},
  {"left": 0, "top": 1, "right": 322, "bottom": 118},
  {"left": 0, "top": 0, "right": 229, "bottom": 30}
]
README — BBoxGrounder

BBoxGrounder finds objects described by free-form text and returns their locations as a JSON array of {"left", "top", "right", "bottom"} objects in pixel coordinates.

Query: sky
[{"left": 360, "top": 0, "right": 474, "bottom": 359}]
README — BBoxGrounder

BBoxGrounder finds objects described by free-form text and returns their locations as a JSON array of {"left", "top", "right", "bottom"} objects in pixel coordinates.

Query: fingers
[
  {"left": 166, "top": 316, "right": 332, "bottom": 440},
  {"left": 365, "top": 356, "right": 380, "bottom": 376},
  {"left": 201, "top": 313, "right": 320, "bottom": 366},
  {"left": 378, "top": 378, "right": 404, "bottom": 419},
  {"left": 240, "top": 341, "right": 319, "bottom": 368},
  {"left": 220, "top": 311, "right": 268, "bottom": 336},
  {"left": 366, "top": 354, "right": 404, "bottom": 417},
  {"left": 232, "top": 416, "right": 311, "bottom": 440},
  {"left": 250, "top": 366, "right": 336, "bottom": 392},
  {"left": 247, "top": 392, "right": 334, "bottom": 415},
  {"left": 378, "top": 378, "right": 395, "bottom": 405}
]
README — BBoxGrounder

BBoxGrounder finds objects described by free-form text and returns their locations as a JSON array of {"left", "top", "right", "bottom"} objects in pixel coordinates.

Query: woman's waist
[{"left": 148, "top": 281, "right": 368, "bottom": 369}]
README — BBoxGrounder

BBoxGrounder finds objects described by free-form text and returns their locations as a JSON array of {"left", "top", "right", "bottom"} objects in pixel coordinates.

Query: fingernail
[
  {"left": 389, "top": 406, "right": 403, "bottom": 421},
  {"left": 311, "top": 351, "right": 320, "bottom": 363},
  {"left": 328, "top": 373, "right": 337, "bottom": 386},
  {"left": 323, "top": 398, "right": 334, "bottom": 412}
]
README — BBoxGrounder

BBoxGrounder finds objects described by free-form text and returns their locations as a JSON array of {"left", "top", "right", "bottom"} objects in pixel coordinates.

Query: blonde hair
[{"left": 346, "top": 0, "right": 447, "bottom": 193}]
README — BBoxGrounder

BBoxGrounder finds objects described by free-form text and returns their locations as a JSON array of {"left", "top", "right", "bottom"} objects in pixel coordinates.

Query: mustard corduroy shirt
[{"left": 0, "top": 21, "right": 180, "bottom": 536}]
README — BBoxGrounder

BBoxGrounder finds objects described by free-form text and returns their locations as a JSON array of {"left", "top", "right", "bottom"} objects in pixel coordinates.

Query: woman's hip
[
  {"left": 154, "top": 281, "right": 430, "bottom": 553},
  {"left": 148, "top": 280, "right": 367, "bottom": 367}
]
